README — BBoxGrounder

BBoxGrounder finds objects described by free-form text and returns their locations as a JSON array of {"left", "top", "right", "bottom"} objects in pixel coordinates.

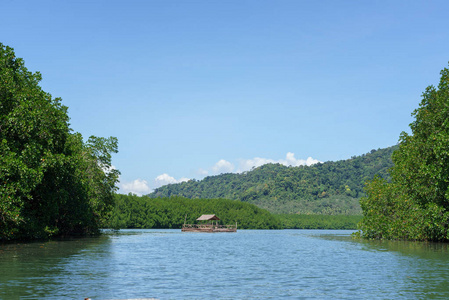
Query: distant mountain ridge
[{"left": 148, "top": 146, "right": 397, "bottom": 214}]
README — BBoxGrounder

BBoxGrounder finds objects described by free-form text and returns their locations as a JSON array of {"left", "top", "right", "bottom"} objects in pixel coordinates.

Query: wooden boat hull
[{"left": 181, "top": 225, "right": 237, "bottom": 233}]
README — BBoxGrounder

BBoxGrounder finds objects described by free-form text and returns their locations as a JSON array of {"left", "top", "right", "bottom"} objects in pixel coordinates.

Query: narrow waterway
[{"left": 1, "top": 229, "right": 449, "bottom": 299}]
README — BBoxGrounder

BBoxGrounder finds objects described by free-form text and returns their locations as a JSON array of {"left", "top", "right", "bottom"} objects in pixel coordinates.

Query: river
[{"left": 1, "top": 229, "right": 449, "bottom": 299}]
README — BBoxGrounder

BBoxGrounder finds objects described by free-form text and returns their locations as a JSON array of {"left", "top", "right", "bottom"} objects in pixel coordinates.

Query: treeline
[
  {"left": 108, "top": 194, "right": 281, "bottom": 229},
  {"left": 149, "top": 146, "right": 396, "bottom": 214},
  {"left": 357, "top": 65, "right": 449, "bottom": 242},
  {"left": 0, "top": 44, "right": 119, "bottom": 240},
  {"left": 108, "top": 194, "right": 362, "bottom": 230},
  {"left": 277, "top": 214, "right": 362, "bottom": 230}
]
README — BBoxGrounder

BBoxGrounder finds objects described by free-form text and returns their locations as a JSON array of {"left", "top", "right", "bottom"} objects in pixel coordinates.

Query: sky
[{"left": 1, "top": 0, "right": 449, "bottom": 195}]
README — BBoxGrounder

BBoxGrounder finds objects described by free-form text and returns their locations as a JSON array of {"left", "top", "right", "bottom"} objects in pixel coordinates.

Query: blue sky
[{"left": 2, "top": 0, "right": 448, "bottom": 194}]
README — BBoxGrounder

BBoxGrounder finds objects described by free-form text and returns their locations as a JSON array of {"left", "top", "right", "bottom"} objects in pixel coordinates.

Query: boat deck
[{"left": 181, "top": 224, "right": 237, "bottom": 233}]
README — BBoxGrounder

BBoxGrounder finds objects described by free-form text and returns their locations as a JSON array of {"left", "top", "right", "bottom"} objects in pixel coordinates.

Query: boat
[{"left": 181, "top": 214, "right": 237, "bottom": 233}]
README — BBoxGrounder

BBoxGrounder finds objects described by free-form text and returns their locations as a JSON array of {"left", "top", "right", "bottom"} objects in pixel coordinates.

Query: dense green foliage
[
  {"left": 0, "top": 44, "right": 120, "bottom": 240},
  {"left": 108, "top": 194, "right": 281, "bottom": 229},
  {"left": 149, "top": 146, "right": 396, "bottom": 214},
  {"left": 277, "top": 214, "right": 362, "bottom": 230},
  {"left": 357, "top": 65, "right": 449, "bottom": 241}
]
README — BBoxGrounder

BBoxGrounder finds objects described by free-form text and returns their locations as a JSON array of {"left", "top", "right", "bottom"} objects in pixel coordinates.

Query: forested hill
[{"left": 148, "top": 146, "right": 397, "bottom": 215}]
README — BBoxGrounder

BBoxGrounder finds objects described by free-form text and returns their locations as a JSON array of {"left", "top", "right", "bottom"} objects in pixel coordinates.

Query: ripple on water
[{"left": 2, "top": 229, "right": 449, "bottom": 299}]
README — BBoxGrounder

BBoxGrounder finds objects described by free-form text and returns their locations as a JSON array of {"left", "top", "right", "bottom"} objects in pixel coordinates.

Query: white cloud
[
  {"left": 305, "top": 156, "right": 321, "bottom": 166},
  {"left": 154, "top": 173, "right": 178, "bottom": 187},
  {"left": 197, "top": 168, "right": 209, "bottom": 176},
  {"left": 279, "top": 152, "right": 321, "bottom": 167},
  {"left": 119, "top": 178, "right": 151, "bottom": 196},
  {"left": 237, "top": 157, "right": 275, "bottom": 172},
  {"left": 238, "top": 152, "right": 321, "bottom": 172},
  {"left": 118, "top": 174, "right": 191, "bottom": 195},
  {"left": 212, "top": 159, "right": 235, "bottom": 174},
  {"left": 154, "top": 173, "right": 190, "bottom": 189}
]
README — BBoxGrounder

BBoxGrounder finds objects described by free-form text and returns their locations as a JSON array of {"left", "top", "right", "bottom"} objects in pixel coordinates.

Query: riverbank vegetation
[
  {"left": 357, "top": 65, "right": 449, "bottom": 242},
  {"left": 277, "top": 214, "right": 362, "bottom": 230},
  {"left": 108, "top": 194, "right": 362, "bottom": 230},
  {"left": 108, "top": 194, "right": 281, "bottom": 229},
  {"left": 149, "top": 146, "right": 396, "bottom": 214},
  {"left": 0, "top": 44, "right": 120, "bottom": 240}
]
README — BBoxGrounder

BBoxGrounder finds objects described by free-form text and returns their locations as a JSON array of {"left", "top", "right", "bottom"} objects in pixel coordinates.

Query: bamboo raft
[{"left": 181, "top": 214, "right": 237, "bottom": 233}]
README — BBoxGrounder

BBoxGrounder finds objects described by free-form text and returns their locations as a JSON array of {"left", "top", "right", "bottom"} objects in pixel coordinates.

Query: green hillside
[{"left": 148, "top": 146, "right": 397, "bottom": 214}]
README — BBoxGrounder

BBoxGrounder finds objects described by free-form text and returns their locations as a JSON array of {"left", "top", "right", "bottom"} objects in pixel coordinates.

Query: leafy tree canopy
[
  {"left": 108, "top": 194, "right": 281, "bottom": 230},
  {"left": 0, "top": 43, "right": 120, "bottom": 240},
  {"left": 357, "top": 64, "right": 449, "bottom": 241},
  {"left": 149, "top": 146, "right": 396, "bottom": 215}
]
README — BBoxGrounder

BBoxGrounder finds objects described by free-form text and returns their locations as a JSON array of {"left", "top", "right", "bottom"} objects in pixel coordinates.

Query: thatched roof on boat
[{"left": 196, "top": 214, "right": 220, "bottom": 221}]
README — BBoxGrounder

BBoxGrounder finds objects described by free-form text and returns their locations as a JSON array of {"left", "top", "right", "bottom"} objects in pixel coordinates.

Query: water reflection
[
  {"left": 359, "top": 238, "right": 449, "bottom": 258},
  {"left": 2, "top": 230, "right": 449, "bottom": 299},
  {"left": 0, "top": 236, "right": 111, "bottom": 299},
  {"left": 317, "top": 231, "right": 449, "bottom": 298},
  {"left": 356, "top": 238, "right": 449, "bottom": 298},
  {"left": 317, "top": 230, "right": 449, "bottom": 258}
]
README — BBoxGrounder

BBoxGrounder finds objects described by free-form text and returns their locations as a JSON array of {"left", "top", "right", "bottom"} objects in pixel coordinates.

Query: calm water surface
[{"left": 1, "top": 229, "right": 449, "bottom": 299}]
